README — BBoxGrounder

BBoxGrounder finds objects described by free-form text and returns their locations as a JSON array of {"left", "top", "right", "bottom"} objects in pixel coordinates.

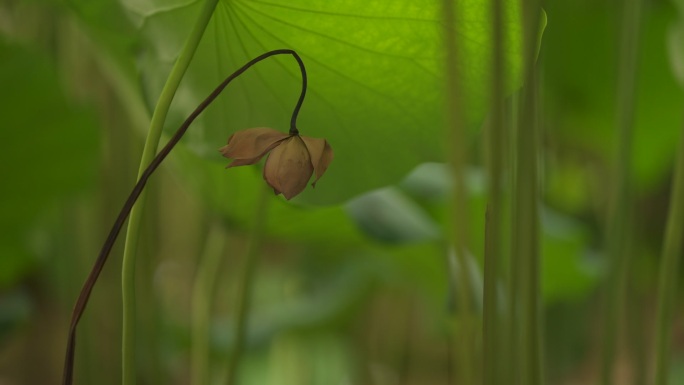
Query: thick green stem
[
  {"left": 442, "top": 1, "right": 475, "bottom": 384},
  {"left": 653, "top": 116, "right": 684, "bottom": 385},
  {"left": 484, "top": 0, "right": 506, "bottom": 383},
  {"left": 225, "top": 187, "right": 270, "bottom": 385},
  {"left": 120, "top": 1, "right": 219, "bottom": 384},
  {"left": 600, "top": 0, "right": 643, "bottom": 383},
  {"left": 506, "top": 95, "right": 520, "bottom": 385},
  {"left": 515, "top": 1, "right": 543, "bottom": 384},
  {"left": 191, "top": 220, "right": 229, "bottom": 385}
]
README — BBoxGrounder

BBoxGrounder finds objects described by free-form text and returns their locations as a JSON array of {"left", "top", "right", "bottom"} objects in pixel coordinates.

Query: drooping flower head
[{"left": 220, "top": 127, "right": 333, "bottom": 200}]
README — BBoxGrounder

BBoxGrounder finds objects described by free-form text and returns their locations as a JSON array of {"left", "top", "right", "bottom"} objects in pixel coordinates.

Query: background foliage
[{"left": 0, "top": 0, "right": 683, "bottom": 384}]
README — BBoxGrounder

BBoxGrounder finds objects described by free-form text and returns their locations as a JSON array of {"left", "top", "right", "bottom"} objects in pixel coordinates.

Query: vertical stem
[
  {"left": 225, "top": 187, "right": 270, "bottom": 385},
  {"left": 442, "top": 1, "right": 474, "bottom": 384},
  {"left": 515, "top": 1, "right": 543, "bottom": 384},
  {"left": 120, "top": 1, "right": 219, "bottom": 384},
  {"left": 484, "top": 0, "right": 506, "bottom": 383},
  {"left": 600, "top": 0, "right": 643, "bottom": 383},
  {"left": 507, "top": 95, "right": 520, "bottom": 385},
  {"left": 191, "top": 220, "right": 229, "bottom": 385},
  {"left": 653, "top": 116, "right": 684, "bottom": 385},
  {"left": 627, "top": 280, "right": 647, "bottom": 385}
]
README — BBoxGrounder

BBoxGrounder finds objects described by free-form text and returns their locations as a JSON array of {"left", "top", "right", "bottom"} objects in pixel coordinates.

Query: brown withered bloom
[{"left": 220, "top": 127, "right": 333, "bottom": 200}]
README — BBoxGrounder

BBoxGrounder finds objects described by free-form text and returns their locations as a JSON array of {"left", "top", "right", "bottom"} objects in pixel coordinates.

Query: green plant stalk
[
  {"left": 120, "top": 1, "right": 219, "bottom": 384},
  {"left": 442, "top": 1, "right": 474, "bottom": 384},
  {"left": 515, "top": 1, "right": 543, "bottom": 384},
  {"left": 514, "top": 76, "right": 541, "bottom": 385},
  {"left": 653, "top": 117, "right": 684, "bottom": 385},
  {"left": 600, "top": 0, "right": 643, "bottom": 383},
  {"left": 627, "top": 279, "right": 647, "bottom": 385},
  {"left": 191, "top": 220, "right": 228, "bottom": 385},
  {"left": 506, "top": 95, "right": 520, "bottom": 385},
  {"left": 484, "top": 0, "right": 506, "bottom": 383},
  {"left": 225, "top": 187, "right": 270, "bottom": 385}
]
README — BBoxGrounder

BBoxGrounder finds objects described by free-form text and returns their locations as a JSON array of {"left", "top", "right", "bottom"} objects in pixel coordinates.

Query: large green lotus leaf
[
  {"left": 121, "top": 0, "right": 526, "bottom": 205},
  {"left": 0, "top": 40, "right": 98, "bottom": 288}
]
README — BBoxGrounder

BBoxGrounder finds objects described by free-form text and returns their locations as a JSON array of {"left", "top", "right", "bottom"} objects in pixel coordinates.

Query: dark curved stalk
[
  {"left": 62, "top": 48, "right": 308, "bottom": 385},
  {"left": 289, "top": 52, "right": 307, "bottom": 135}
]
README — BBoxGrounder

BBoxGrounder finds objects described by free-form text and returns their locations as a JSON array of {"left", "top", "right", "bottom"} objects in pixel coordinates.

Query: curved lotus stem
[{"left": 62, "top": 49, "right": 309, "bottom": 385}]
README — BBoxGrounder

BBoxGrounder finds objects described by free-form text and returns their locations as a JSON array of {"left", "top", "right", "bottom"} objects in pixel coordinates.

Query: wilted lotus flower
[{"left": 220, "top": 127, "right": 333, "bottom": 200}]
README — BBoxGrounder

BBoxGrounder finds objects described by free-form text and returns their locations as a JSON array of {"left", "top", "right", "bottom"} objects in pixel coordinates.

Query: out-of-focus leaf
[
  {"left": 345, "top": 188, "right": 440, "bottom": 244},
  {"left": 265, "top": 333, "right": 353, "bottom": 385},
  {"left": 541, "top": 209, "right": 599, "bottom": 302},
  {"left": 121, "top": 0, "right": 531, "bottom": 204},
  {"left": 67, "top": 0, "right": 141, "bottom": 87},
  {"left": 543, "top": 1, "right": 684, "bottom": 193},
  {"left": 0, "top": 40, "right": 98, "bottom": 288},
  {"left": 0, "top": 290, "right": 32, "bottom": 343},
  {"left": 396, "top": 163, "right": 600, "bottom": 303},
  {"left": 228, "top": 332, "right": 354, "bottom": 385},
  {"left": 194, "top": 258, "right": 376, "bottom": 355}
]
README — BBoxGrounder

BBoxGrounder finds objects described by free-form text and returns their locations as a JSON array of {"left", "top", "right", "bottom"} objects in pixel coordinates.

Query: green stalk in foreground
[
  {"left": 653, "top": 117, "right": 684, "bottom": 385},
  {"left": 442, "top": 1, "right": 475, "bottom": 384},
  {"left": 484, "top": 0, "right": 506, "bottom": 383},
  {"left": 600, "top": 0, "right": 643, "bottom": 383},
  {"left": 121, "top": 1, "right": 219, "bottom": 384},
  {"left": 515, "top": 1, "right": 543, "bottom": 384}
]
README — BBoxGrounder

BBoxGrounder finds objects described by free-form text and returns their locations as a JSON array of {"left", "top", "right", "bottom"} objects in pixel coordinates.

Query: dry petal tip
[
  {"left": 218, "top": 146, "right": 228, "bottom": 158},
  {"left": 220, "top": 127, "right": 288, "bottom": 162}
]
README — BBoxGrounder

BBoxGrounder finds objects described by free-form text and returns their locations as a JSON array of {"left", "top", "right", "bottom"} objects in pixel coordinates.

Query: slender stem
[
  {"left": 484, "top": 0, "right": 506, "bottom": 383},
  {"left": 61, "top": 48, "right": 309, "bottom": 385},
  {"left": 225, "top": 187, "right": 270, "bottom": 385},
  {"left": 627, "top": 280, "right": 647, "bottom": 385},
  {"left": 289, "top": 53, "right": 307, "bottom": 135},
  {"left": 442, "top": 1, "right": 474, "bottom": 384},
  {"left": 653, "top": 116, "right": 684, "bottom": 385},
  {"left": 600, "top": 0, "right": 643, "bottom": 383},
  {"left": 121, "top": 1, "right": 219, "bottom": 384},
  {"left": 515, "top": 1, "right": 543, "bottom": 384},
  {"left": 507, "top": 95, "right": 520, "bottom": 385},
  {"left": 191, "top": 220, "right": 229, "bottom": 385}
]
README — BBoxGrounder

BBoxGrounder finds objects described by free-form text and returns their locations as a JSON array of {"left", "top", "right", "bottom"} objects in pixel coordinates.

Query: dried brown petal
[
  {"left": 263, "top": 136, "right": 313, "bottom": 200},
  {"left": 301, "top": 136, "right": 334, "bottom": 187},
  {"left": 219, "top": 127, "right": 288, "bottom": 166}
]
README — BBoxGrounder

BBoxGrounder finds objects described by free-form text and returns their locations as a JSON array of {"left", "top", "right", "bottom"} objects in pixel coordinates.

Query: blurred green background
[{"left": 1, "top": 0, "right": 683, "bottom": 384}]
